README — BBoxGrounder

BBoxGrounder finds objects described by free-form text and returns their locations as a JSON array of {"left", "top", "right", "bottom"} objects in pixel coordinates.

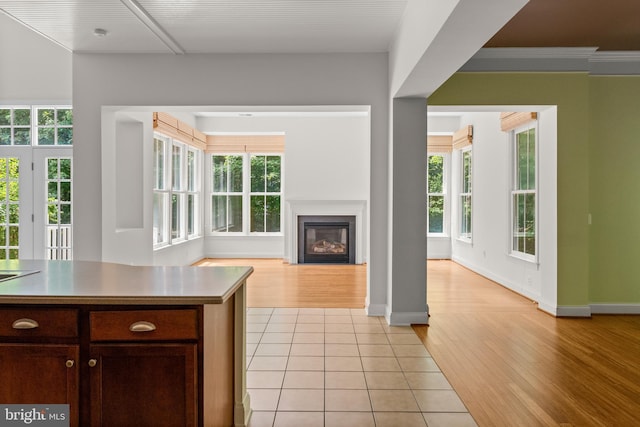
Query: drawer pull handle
[
  {"left": 12, "top": 318, "right": 39, "bottom": 329},
  {"left": 88, "top": 359, "right": 97, "bottom": 368},
  {"left": 66, "top": 360, "right": 74, "bottom": 368},
  {"left": 129, "top": 321, "right": 157, "bottom": 332}
]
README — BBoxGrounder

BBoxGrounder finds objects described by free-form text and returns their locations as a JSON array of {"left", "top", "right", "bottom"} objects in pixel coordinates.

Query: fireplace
[{"left": 297, "top": 215, "right": 356, "bottom": 264}]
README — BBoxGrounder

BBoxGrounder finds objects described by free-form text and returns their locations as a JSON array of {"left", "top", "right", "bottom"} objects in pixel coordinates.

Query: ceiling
[
  {"left": 0, "top": 0, "right": 408, "bottom": 53},
  {"left": 2, "top": 0, "right": 637, "bottom": 55},
  {"left": 487, "top": 0, "right": 640, "bottom": 51},
  {"left": 2, "top": 0, "right": 637, "bottom": 57}
]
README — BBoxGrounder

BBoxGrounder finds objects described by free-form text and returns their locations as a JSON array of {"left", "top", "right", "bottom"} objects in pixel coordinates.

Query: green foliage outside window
[
  {"left": 427, "top": 155, "right": 444, "bottom": 233},
  {"left": 0, "top": 158, "right": 20, "bottom": 258}
]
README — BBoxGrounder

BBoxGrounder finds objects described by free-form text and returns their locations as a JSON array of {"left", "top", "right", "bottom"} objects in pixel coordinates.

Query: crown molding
[
  {"left": 461, "top": 47, "right": 640, "bottom": 75},
  {"left": 472, "top": 47, "right": 598, "bottom": 59}
]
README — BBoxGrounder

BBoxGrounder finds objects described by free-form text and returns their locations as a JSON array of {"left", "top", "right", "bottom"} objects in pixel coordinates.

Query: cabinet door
[
  {"left": 89, "top": 344, "right": 197, "bottom": 427},
  {"left": 0, "top": 344, "right": 79, "bottom": 427}
]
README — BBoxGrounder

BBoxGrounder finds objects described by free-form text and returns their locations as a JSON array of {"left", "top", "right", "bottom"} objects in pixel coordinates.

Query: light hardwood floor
[{"left": 197, "top": 258, "right": 640, "bottom": 426}]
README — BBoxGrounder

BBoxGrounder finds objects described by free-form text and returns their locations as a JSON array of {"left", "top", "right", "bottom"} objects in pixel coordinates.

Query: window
[
  {"left": 427, "top": 154, "right": 446, "bottom": 234},
  {"left": 250, "top": 155, "right": 281, "bottom": 233},
  {"left": 210, "top": 153, "right": 283, "bottom": 234},
  {"left": 0, "top": 157, "right": 20, "bottom": 259},
  {"left": 36, "top": 108, "right": 73, "bottom": 145},
  {"left": 460, "top": 149, "right": 472, "bottom": 240},
  {"left": 153, "top": 133, "right": 202, "bottom": 247},
  {"left": 511, "top": 125, "right": 536, "bottom": 259},
  {"left": 0, "top": 107, "right": 31, "bottom": 145},
  {"left": 46, "top": 158, "right": 72, "bottom": 259}
]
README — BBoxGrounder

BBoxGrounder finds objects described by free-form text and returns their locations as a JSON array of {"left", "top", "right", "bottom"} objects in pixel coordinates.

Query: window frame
[
  {"left": 510, "top": 123, "right": 538, "bottom": 263},
  {"left": 458, "top": 147, "right": 472, "bottom": 243},
  {"left": 153, "top": 132, "right": 202, "bottom": 250},
  {"left": 207, "top": 152, "right": 284, "bottom": 236},
  {"left": 426, "top": 152, "right": 448, "bottom": 237}
]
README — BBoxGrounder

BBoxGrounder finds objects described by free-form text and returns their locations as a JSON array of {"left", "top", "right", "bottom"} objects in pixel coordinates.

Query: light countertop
[{"left": 0, "top": 260, "right": 253, "bottom": 305}]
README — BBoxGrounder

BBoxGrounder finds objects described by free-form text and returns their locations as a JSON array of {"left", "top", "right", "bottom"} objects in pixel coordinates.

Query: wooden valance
[
  {"left": 500, "top": 112, "right": 537, "bottom": 132},
  {"left": 452, "top": 125, "right": 473, "bottom": 150},
  {"left": 206, "top": 135, "right": 285, "bottom": 153},
  {"left": 427, "top": 135, "right": 453, "bottom": 153},
  {"left": 153, "top": 112, "right": 207, "bottom": 150}
]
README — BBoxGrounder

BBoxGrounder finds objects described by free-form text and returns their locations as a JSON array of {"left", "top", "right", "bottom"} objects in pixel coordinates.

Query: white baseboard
[
  {"left": 556, "top": 305, "right": 592, "bottom": 317},
  {"left": 366, "top": 303, "right": 387, "bottom": 317},
  {"left": 590, "top": 304, "right": 640, "bottom": 314},
  {"left": 385, "top": 310, "right": 429, "bottom": 326}
]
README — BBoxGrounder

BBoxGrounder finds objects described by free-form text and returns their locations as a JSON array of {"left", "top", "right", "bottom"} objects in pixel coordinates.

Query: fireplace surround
[
  {"left": 298, "top": 215, "right": 356, "bottom": 264},
  {"left": 285, "top": 199, "right": 366, "bottom": 264}
]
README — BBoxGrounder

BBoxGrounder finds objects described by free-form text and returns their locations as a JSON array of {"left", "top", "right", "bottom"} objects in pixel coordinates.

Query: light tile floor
[{"left": 246, "top": 307, "right": 477, "bottom": 427}]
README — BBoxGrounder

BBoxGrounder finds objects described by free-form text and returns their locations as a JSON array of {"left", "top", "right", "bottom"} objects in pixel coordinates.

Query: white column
[{"left": 387, "top": 98, "right": 428, "bottom": 325}]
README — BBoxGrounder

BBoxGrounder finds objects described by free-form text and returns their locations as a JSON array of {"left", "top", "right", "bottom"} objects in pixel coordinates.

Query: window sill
[
  {"left": 509, "top": 251, "right": 537, "bottom": 264},
  {"left": 427, "top": 233, "right": 449, "bottom": 238},
  {"left": 456, "top": 237, "right": 472, "bottom": 245},
  {"left": 208, "top": 233, "right": 284, "bottom": 238}
]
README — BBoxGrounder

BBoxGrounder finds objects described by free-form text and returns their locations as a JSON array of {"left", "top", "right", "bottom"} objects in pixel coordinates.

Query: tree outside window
[
  {"left": 427, "top": 154, "right": 445, "bottom": 234},
  {"left": 512, "top": 126, "right": 536, "bottom": 258}
]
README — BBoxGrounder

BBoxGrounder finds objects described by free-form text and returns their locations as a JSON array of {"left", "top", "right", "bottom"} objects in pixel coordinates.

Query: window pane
[
  {"left": 428, "top": 195, "right": 444, "bottom": 233},
  {"left": 59, "top": 159, "right": 71, "bottom": 179},
  {"left": 48, "top": 159, "right": 58, "bottom": 179},
  {"left": 60, "top": 181, "right": 71, "bottom": 202},
  {"left": 38, "top": 109, "right": 55, "bottom": 126},
  {"left": 57, "top": 109, "right": 73, "bottom": 125},
  {"left": 0, "top": 129, "right": 10, "bottom": 145},
  {"left": 513, "top": 193, "right": 535, "bottom": 255},
  {"left": 39, "top": 127, "right": 55, "bottom": 145},
  {"left": 9, "top": 204, "right": 19, "bottom": 223},
  {"left": 250, "top": 195, "right": 264, "bottom": 232},
  {"left": 187, "top": 151, "right": 195, "bottom": 192},
  {"left": 251, "top": 155, "right": 265, "bottom": 192},
  {"left": 211, "top": 195, "right": 227, "bottom": 232},
  {"left": 48, "top": 204, "right": 59, "bottom": 224},
  {"left": 57, "top": 127, "right": 73, "bottom": 145},
  {"left": 14, "top": 128, "right": 30, "bottom": 145},
  {"left": 154, "top": 138, "right": 165, "bottom": 190},
  {"left": 266, "top": 156, "right": 281, "bottom": 192},
  {"left": 171, "top": 194, "right": 181, "bottom": 239},
  {"left": 153, "top": 193, "right": 166, "bottom": 245},
  {"left": 14, "top": 109, "right": 30, "bottom": 126},
  {"left": 0, "top": 110, "right": 10, "bottom": 126},
  {"left": 228, "top": 195, "right": 243, "bottom": 232},
  {"left": 427, "top": 155, "right": 443, "bottom": 193},
  {"left": 0, "top": 227, "right": 5, "bottom": 245},
  {"left": 212, "top": 156, "right": 226, "bottom": 192},
  {"left": 461, "top": 195, "right": 472, "bottom": 236},
  {"left": 266, "top": 195, "right": 280, "bottom": 232},
  {"left": 60, "top": 204, "right": 71, "bottom": 224},
  {"left": 172, "top": 145, "right": 181, "bottom": 191},
  {"left": 48, "top": 182, "right": 58, "bottom": 200},
  {"left": 462, "top": 151, "right": 472, "bottom": 193},
  {"left": 187, "top": 194, "right": 195, "bottom": 235},
  {"left": 228, "top": 156, "right": 243, "bottom": 192}
]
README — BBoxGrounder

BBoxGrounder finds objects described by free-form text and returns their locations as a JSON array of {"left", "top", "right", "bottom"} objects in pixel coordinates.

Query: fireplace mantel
[{"left": 285, "top": 199, "right": 367, "bottom": 264}]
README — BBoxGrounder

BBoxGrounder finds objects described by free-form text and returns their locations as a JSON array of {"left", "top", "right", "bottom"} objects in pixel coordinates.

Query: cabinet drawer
[
  {"left": 90, "top": 310, "right": 198, "bottom": 341},
  {"left": 0, "top": 308, "right": 78, "bottom": 338}
]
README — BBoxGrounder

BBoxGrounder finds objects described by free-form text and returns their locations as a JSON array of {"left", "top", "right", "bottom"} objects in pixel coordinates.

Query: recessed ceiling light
[{"left": 93, "top": 28, "right": 108, "bottom": 37}]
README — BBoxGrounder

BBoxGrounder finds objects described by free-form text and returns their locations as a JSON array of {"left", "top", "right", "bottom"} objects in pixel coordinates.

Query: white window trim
[
  {"left": 153, "top": 132, "right": 203, "bottom": 250},
  {"left": 427, "top": 152, "right": 449, "bottom": 237},
  {"left": 458, "top": 147, "right": 472, "bottom": 244},
  {"left": 207, "top": 152, "right": 284, "bottom": 237},
  {"left": 509, "top": 123, "right": 538, "bottom": 264}
]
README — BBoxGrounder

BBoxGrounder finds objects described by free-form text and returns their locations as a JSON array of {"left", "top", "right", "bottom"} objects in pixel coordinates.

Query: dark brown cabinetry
[
  {"left": 0, "top": 308, "right": 80, "bottom": 426},
  {"left": 0, "top": 303, "right": 236, "bottom": 427}
]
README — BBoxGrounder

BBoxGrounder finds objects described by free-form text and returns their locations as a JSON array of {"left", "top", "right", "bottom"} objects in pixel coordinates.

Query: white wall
[
  {"left": 72, "top": 52, "right": 390, "bottom": 313},
  {"left": 0, "top": 14, "right": 71, "bottom": 104},
  {"left": 197, "top": 115, "right": 370, "bottom": 260},
  {"left": 448, "top": 109, "right": 557, "bottom": 312}
]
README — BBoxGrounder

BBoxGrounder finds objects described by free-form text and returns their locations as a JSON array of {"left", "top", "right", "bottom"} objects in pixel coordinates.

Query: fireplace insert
[{"left": 297, "top": 215, "right": 356, "bottom": 264}]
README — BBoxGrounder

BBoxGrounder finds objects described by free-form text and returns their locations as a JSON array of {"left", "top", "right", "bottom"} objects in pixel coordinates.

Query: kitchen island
[{"left": 0, "top": 260, "right": 253, "bottom": 427}]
